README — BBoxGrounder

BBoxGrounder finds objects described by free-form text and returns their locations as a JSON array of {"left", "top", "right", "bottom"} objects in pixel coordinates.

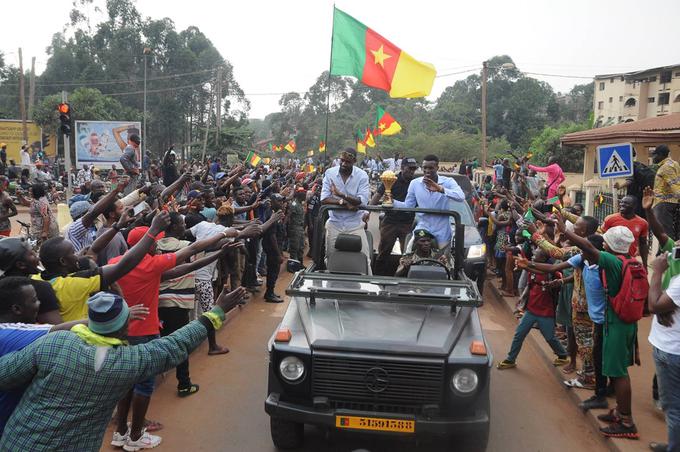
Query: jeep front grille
[{"left": 312, "top": 352, "right": 445, "bottom": 410}]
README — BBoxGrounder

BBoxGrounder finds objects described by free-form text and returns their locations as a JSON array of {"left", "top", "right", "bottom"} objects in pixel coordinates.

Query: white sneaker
[
  {"left": 123, "top": 432, "right": 162, "bottom": 451},
  {"left": 111, "top": 430, "right": 129, "bottom": 447}
]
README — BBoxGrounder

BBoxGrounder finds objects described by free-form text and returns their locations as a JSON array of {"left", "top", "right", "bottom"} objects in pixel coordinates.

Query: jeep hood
[{"left": 296, "top": 298, "right": 473, "bottom": 356}]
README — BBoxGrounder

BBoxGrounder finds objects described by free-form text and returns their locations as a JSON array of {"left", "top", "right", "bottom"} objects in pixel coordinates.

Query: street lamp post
[
  {"left": 481, "top": 61, "right": 488, "bottom": 171},
  {"left": 480, "top": 61, "right": 515, "bottom": 171},
  {"left": 143, "top": 47, "right": 151, "bottom": 161}
]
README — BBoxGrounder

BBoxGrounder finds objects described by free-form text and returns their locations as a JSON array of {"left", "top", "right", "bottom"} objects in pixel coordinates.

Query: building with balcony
[{"left": 593, "top": 64, "right": 680, "bottom": 127}]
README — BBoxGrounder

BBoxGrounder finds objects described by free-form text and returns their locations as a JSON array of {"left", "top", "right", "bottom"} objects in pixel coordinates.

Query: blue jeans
[
  {"left": 506, "top": 311, "right": 567, "bottom": 362},
  {"left": 653, "top": 346, "right": 680, "bottom": 451},
  {"left": 128, "top": 334, "right": 160, "bottom": 397}
]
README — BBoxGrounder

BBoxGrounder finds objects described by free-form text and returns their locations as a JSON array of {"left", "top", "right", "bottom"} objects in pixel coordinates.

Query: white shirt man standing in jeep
[{"left": 321, "top": 148, "right": 371, "bottom": 271}]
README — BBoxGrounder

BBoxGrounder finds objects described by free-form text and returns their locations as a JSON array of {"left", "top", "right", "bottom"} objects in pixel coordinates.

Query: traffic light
[{"left": 57, "top": 103, "right": 71, "bottom": 136}]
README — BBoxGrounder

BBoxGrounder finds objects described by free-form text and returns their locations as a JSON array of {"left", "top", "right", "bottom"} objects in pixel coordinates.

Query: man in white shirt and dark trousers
[{"left": 321, "top": 148, "right": 371, "bottom": 272}]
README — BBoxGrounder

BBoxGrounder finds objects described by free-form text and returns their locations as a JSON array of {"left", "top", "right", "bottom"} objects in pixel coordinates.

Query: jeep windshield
[{"left": 287, "top": 272, "right": 479, "bottom": 307}]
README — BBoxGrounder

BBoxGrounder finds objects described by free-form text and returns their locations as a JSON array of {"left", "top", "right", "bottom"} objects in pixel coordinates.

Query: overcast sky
[{"left": 3, "top": 0, "right": 680, "bottom": 119}]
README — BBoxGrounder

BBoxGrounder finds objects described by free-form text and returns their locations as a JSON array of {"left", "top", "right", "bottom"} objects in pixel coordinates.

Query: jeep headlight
[
  {"left": 467, "top": 244, "right": 486, "bottom": 259},
  {"left": 279, "top": 356, "right": 305, "bottom": 382},
  {"left": 451, "top": 368, "right": 478, "bottom": 394}
]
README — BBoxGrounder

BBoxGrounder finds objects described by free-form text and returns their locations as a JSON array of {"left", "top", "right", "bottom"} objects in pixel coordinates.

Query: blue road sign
[{"left": 596, "top": 143, "right": 633, "bottom": 179}]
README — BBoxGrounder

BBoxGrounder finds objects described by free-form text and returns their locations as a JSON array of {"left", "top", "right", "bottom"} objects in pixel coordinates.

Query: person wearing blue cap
[
  {"left": 0, "top": 282, "right": 246, "bottom": 452},
  {"left": 0, "top": 277, "right": 148, "bottom": 438}
]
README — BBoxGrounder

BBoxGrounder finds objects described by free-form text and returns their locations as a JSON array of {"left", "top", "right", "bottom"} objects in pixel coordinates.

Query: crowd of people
[
  {"left": 481, "top": 144, "right": 679, "bottom": 451},
  {"left": 0, "top": 134, "right": 679, "bottom": 451}
]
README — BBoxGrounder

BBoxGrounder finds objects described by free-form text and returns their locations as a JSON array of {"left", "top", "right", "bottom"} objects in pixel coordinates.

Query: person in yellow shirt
[{"left": 33, "top": 212, "right": 171, "bottom": 321}]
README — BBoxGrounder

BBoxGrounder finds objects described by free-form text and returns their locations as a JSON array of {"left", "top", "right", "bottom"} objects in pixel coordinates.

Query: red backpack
[{"left": 600, "top": 255, "right": 648, "bottom": 323}]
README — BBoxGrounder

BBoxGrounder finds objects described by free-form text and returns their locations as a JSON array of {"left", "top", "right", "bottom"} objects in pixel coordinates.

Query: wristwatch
[{"left": 338, "top": 198, "right": 345, "bottom": 206}]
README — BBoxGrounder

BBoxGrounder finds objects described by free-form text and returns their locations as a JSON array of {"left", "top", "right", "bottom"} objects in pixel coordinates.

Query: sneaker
[
  {"left": 579, "top": 395, "right": 608, "bottom": 411},
  {"left": 600, "top": 421, "right": 639, "bottom": 440},
  {"left": 597, "top": 408, "right": 621, "bottom": 423},
  {"left": 111, "top": 430, "right": 129, "bottom": 447},
  {"left": 649, "top": 441, "right": 668, "bottom": 451},
  {"left": 123, "top": 431, "right": 162, "bottom": 451},
  {"left": 496, "top": 360, "right": 516, "bottom": 370},
  {"left": 553, "top": 357, "right": 569, "bottom": 367}
]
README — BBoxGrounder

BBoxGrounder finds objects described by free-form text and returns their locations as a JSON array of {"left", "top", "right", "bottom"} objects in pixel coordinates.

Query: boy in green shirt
[{"left": 555, "top": 213, "right": 640, "bottom": 440}]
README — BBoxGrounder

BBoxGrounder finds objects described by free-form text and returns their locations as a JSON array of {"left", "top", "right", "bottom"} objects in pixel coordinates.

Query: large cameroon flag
[{"left": 330, "top": 7, "right": 436, "bottom": 98}]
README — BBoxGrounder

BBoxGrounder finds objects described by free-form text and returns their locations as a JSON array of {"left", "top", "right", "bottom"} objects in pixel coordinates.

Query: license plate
[{"left": 335, "top": 415, "right": 415, "bottom": 433}]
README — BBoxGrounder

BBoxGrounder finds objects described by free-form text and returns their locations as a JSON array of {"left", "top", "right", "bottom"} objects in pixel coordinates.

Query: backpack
[{"left": 600, "top": 255, "right": 648, "bottom": 323}]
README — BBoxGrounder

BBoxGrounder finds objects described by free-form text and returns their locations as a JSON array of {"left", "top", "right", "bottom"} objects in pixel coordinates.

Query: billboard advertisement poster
[
  {"left": 75, "top": 121, "right": 141, "bottom": 167},
  {"left": 0, "top": 120, "right": 56, "bottom": 163}
]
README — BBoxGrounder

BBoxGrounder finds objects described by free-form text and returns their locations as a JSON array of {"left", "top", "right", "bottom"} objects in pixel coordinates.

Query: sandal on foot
[
  {"left": 600, "top": 421, "right": 639, "bottom": 439},
  {"left": 177, "top": 384, "right": 200, "bottom": 398},
  {"left": 208, "top": 346, "right": 230, "bottom": 355},
  {"left": 553, "top": 357, "right": 569, "bottom": 367},
  {"left": 563, "top": 378, "right": 595, "bottom": 390}
]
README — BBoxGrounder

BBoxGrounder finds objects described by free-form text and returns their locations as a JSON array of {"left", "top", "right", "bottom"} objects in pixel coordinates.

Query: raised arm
[
  {"left": 162, "top": 244, "right": 236, "bottom": 280},
  {"left": 556, "top": 211, "right": 600, "bottom": 263},
  {"left": 174, "top": 230, "right": 230, "bottom": 263},
  {"left": 100, "top": 211, "right": 171, "bottom": 287},
  {"left": 160, "top": 172, "right": 191, "bottom": 202},
  {"left": 648, "top": 254, "right": 680, "bottom": 323},
  {"left": 81, "top": 180, "right": 129, "bottom": 228},
  {"left": 642, "top": 186, "right": 670, "bottom": 246}
]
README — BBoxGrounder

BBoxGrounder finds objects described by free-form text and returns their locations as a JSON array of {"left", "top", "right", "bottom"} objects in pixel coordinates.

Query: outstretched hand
[
  {"left": 216, "top": 286, "right": 248, "bottom": 312},
  {"left": 552, "top": 211, "right": 567, "bottom": 233},
  {"left": 129, "top": 304, "right": 150, "bottom": 321},
  {"left": 641, "top": 186, "right": 654, "bottom": 211}
]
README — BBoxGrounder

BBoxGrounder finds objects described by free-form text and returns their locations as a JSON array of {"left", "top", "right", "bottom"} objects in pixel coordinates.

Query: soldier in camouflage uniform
[{"left": 287, "top": 187, "right": 307, "bottom": 263}]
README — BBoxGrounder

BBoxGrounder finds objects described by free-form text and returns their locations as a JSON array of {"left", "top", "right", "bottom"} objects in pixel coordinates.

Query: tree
[{"left": 528, "top": 122, "right": 589, "bottom": 173}]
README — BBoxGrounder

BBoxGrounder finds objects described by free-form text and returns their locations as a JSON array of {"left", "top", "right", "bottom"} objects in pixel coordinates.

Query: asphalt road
[
  {"left": 6, "top": 207, "right": 609, "bottom": 452},
  {"left": 100, "top": 274, "right": 607, "bottom": 452}
]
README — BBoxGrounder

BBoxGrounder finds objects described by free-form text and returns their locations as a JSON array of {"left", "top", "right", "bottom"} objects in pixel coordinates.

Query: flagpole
[{"left": 323, "top": 5, "right": 336, "bottom": 168}]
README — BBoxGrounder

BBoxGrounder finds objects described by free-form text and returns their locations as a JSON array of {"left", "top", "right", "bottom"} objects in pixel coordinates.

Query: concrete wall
[{"left": 593, "top": 67, "right": 680, "bottom": 124}]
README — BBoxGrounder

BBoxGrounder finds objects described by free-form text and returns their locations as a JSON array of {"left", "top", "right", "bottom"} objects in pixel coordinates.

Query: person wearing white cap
[{"left": 555, "top": 214, "right": 641, "bottom": 440}]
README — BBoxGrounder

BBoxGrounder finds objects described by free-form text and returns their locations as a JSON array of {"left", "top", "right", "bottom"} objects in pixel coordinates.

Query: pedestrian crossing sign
[{"left": 596, "top": 143, "right": 633, "bottom": 179}]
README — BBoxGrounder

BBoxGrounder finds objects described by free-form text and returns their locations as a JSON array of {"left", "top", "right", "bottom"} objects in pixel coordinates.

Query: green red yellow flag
[
  {"left": 364, "top": 128, "right": 376, "bottom": 148},
  {"left": 268, "top": 143, "right": 273, "bottom": 152},
  {"left": 330, "top": 7, "right": 436, "bottom": 98},
  {"left": 262, "top": 157, "right": 271, "bottom": 164},
  {"left": 285, "top": 140, "right": 296, "bottom": 153},
  {"left": 546, "top": 196, "right": 561, "bottom": 206},
  {"left": 245, "top": 151, "right": 261, "bottom": 167},
  {"left": 305, "top": 163, "right": 316, "bottom": 173},
  {"left": 376, "top": 106, "right": 402, "bottom": 136},
  {"left": 319, "top": 140, "right": 326, "bottom": 152}
]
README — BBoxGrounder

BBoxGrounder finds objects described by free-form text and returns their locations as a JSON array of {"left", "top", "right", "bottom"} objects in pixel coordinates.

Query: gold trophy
[{"left": 380, "top": 170, "right": 398, "bottom": 206}]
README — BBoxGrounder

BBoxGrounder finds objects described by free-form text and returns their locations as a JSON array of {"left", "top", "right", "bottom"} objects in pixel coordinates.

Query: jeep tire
[{"left": 270, "top": 416, "right": 304, "bottom": 449}]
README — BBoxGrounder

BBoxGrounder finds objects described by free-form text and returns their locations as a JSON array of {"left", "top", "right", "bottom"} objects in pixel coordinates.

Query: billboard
[
  {"left": 0, "top": 120, "right": 56, "bottom": 163},
  {"left": 75, "top": 120, "right": 141, "bottom": 167}
]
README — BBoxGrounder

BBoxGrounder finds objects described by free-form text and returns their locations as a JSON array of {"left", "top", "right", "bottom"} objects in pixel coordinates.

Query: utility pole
[
  {"left": 62, "top": 91, "right": 72, "bottom": 196},
  {"left": 28, "top": 57, "right": 36, "bottom": 118},
  {"left": 201, "top": 85, "right": 214, "bottom": 163},
  {"left": 17, "top": 48, "right": 28, "bottom": 143},
  {"left": 215, "top": 67, "right": 222, "bottom": 148},
  {"left": 143, "top": 47, "right": 151, "bottom": 160},
  {"left": 480, "top": 60, "right": 488, "bottom": 171}
]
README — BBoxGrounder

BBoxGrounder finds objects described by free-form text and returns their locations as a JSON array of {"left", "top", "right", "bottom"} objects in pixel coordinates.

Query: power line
[
  {"left": 523, "top": 71, "right": 593, "bottom": 79},
  {"left": 0, "top": 68, "right": 218, "bottom": 88}
]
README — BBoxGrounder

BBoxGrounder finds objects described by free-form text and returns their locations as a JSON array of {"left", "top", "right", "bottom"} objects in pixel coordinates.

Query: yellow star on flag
[{"left": 370, "top": 45, "right": 391, "bottom": 68}]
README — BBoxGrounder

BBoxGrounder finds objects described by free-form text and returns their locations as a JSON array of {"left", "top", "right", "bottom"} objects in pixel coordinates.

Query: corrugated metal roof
[{"left": 561, "top": 113, "right": 680, "bottom": 145}]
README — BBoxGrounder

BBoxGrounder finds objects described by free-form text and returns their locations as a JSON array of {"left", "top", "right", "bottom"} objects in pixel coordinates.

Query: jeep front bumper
[{"left": 264, "top": 393, "right": 489, "bottom": 436}]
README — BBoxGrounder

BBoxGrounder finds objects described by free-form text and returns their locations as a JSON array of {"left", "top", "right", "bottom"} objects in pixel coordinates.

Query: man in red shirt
[
  {"left": 496, "top": 249, "right": 569, "bottom": 369},
  {"left": 111, "top": 225, "right": 230, "bottom": 450},
  {"left": 602, "top": 195, "right": 649, "bottom": 268}
]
